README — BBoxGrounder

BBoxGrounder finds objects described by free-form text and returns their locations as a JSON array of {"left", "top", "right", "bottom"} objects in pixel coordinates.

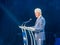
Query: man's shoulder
[
  {"left": 39, "top": 16, "right": 46, "bottom": 23},
  {"left": 40, "top": 16, "right": 45, "bottom": 20}
]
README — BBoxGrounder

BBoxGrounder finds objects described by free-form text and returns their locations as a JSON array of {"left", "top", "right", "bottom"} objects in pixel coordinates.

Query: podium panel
[{"left": 22, "top": 29, "right": 36, "bottom": 45}]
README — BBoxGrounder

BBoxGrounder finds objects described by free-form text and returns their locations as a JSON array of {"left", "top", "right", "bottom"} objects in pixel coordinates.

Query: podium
[{"left": 19, "top": 26, "right": 36, "bottom": 45}]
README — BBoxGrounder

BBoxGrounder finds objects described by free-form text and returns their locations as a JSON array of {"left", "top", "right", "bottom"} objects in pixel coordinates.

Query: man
[
  {"left": 33, "top": 8, "right": 46, "bottom": 45},
  {"left": 19, "top": 8, "right": 46, "bottom": 45}
]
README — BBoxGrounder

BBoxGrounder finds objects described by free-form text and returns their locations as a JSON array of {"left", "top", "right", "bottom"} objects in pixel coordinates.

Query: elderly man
[
  {"left": 19, "top": 8, "right": 46, "bottom": 45},
  {"left": 33, "top": 8, "right": 46, "bottom": 45}
]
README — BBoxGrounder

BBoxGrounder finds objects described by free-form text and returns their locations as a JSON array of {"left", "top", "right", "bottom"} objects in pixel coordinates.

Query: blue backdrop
[{"left": 0, "top": 0, "right": 60, "bottom": 45}]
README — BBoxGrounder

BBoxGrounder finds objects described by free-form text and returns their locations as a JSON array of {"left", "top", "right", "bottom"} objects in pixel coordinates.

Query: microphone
[
  {"left": 29, "top": 18, "right": 32, "bottom": 21},
  {"left": 25, "top": 18, "right": 32, "bottom": 24},
  {"left": 22, "top": 18, "right": 32, "bottom": 26}
]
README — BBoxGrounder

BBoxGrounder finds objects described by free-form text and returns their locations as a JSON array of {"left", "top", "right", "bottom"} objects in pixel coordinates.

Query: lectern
[{"left": 19, "top": 25, "right": 36, "bottom": 45}]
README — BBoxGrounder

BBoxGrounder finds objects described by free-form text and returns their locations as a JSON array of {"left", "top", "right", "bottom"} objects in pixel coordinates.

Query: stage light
[{"left": 0, "top": 3, "right": 20, "bottom": 25}]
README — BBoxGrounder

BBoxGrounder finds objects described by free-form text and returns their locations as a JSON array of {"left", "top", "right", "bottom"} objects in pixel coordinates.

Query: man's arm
[{"left": 34, "top": 19, "right": 45, "bottom": 33}]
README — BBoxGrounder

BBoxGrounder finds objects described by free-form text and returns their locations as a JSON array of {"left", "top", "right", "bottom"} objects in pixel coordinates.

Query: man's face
[{"left": 35, "top": 12, "right": 40, "bottom": 18}]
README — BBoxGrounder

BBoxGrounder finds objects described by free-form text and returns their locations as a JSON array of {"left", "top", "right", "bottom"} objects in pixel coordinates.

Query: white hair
[{"left": 34, "top": 8, "right": 42, "bottom": 15}]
